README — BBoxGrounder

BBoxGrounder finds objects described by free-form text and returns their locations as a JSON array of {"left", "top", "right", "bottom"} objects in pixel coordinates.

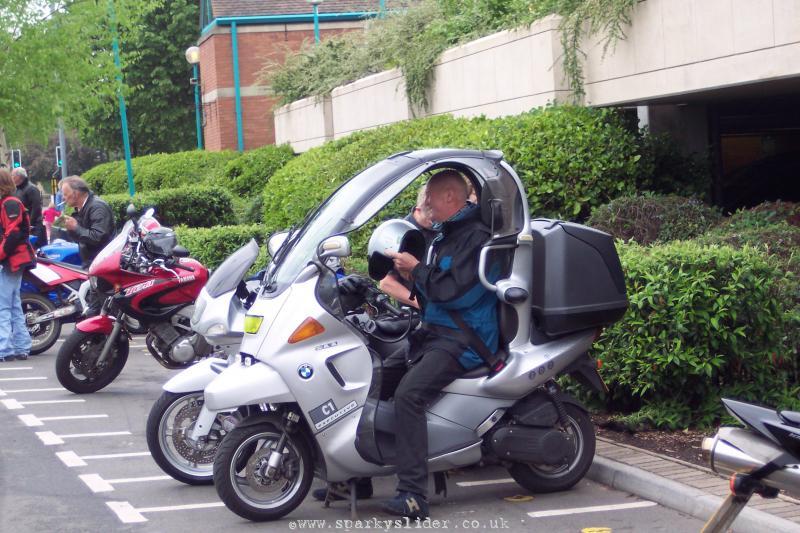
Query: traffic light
[
  {"left": 11, "top": 149, "right": 21, "bottom": 168},
  {"left": 55, "top": 145, "right": 63, "bottom": 167}
]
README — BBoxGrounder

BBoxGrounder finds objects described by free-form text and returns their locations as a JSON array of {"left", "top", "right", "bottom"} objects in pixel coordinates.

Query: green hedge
[
  {"left": 174, "top": 224, "right": 271, "bottom": 271},
  {"left": 587, "top": 194, "right": 721, "bottom": 245},
  {"left": 595, "top": 241, "right": 794, "bottom": 429},
  {"left": 102, "top": 186, "right": 235, "bottom": 229},
  {"left": 84, "top": 150, "right": 239, "bottom": 195},
  {"left": 263, "top": 106, "right": 643, "bottom": 228},
  {"left": 222, "top": 144, "right": 294, "bottom": 197}
]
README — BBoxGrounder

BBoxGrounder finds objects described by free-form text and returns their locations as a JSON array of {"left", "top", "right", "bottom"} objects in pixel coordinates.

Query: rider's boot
[{"left": 381, "top": 490, "right": 429, "bottom": 520}]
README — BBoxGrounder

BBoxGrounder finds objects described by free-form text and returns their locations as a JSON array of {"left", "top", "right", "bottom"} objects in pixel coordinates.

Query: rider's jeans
[
  {"left": 394, "top": 345, "right": 467, "bottom": 497},
  {"left": 0, "top": 266, "right": 32, "bottom": 359}
]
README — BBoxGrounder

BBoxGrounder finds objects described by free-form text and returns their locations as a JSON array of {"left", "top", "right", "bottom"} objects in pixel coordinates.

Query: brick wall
[{"left": 200, "top": 25, "right": 358, "bottom": 151}]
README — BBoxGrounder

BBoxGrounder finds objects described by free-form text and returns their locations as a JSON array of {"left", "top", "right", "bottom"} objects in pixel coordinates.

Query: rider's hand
[
  {"left": 64, "top": 216, "right": 78, "bottom": 231},
  {"left": 385, "top": 250, "right": 419, "bottom": 281},
  {"left": 339, "top": 274, "right": 370, "bottom": 295}
]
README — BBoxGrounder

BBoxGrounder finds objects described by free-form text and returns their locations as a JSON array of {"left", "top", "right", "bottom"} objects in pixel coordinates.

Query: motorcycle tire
[
  {"left": 213, "top": 419, "right": 313, "bottom": 522},
  {"left": 146, "top": 391, "right": 216, "bottom": 485},
  {"left": 55, "top": 330, "right": 129, "bottom": 394},
  {"left": 506, "top": 404, "right": 595, "bottom": 493},
  {"left": 22, "top": 293, "right": 61, "bottom": 355}
]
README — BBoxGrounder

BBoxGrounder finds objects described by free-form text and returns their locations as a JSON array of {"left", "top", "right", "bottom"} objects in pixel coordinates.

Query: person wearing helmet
[
  {"left": 379, "top": 169, "right": 498, "bottom": 520},
  {"left": 378, "top": 185, "right": 436, "bottom": 308}
]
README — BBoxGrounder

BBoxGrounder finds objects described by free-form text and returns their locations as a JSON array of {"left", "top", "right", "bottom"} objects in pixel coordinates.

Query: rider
[{"left": 381, "top": 169, "right": 499, "bottom": 519}]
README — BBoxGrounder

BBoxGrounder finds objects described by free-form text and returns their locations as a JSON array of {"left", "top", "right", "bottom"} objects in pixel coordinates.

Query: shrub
[
  {"left": 102, "top": 186, "right": 235, "bottom": 229},
  {"left": 595, "top": 241, "right": 792, "bottom": 429},
  {"left": 83, "top": 150, "right": 239, "bottom": 195},
  {"left": 222, "top": 144, "right": 294, "bottom": 197},
  {"left": 174, "top": 224, "right": 271, "bottom": 271},
  {"left": 713, "top": 201, "right": 800, "bottom": 232},
  {"left": 587, "top": 194, "right": 721, "bottom": 244},
  {"left": 263, "top": 106, "right": 642, "bottom": 228},
  {"left": 634, "top": 133, "right": 712, "bottom": 200}
]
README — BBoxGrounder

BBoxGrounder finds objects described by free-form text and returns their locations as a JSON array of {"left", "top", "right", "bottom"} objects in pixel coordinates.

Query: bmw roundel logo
[{"left": 298, "top": 364, "right": 314, "bottom": 380}]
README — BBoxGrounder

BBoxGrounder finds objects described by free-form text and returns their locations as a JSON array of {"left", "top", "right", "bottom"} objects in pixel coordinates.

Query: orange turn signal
[{"left": 288, "top": 317, "right": 325, "bottom": 344}]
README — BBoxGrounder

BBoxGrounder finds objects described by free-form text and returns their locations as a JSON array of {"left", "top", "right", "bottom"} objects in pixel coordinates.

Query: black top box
[{"left": 529, "top": 219, "right": 628, "bottom": 336}]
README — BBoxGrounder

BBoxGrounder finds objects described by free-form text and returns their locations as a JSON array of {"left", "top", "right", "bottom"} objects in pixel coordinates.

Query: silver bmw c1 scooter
[
  {"left": 200, "top": 149, "right": 629, "bottom": 521},
  {"left": 145, "top": 239, "right": 263, "bottom": 484}
]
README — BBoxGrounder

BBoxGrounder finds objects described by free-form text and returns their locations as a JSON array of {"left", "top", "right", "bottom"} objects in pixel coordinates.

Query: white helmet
[{"left": 367, "top": 219, "right": 426, "bottom": 281}]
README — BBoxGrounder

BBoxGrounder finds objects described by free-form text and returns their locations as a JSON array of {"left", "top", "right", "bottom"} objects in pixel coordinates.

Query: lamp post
[
  {"left": 185, "top": 45, "right": 203, "bottom": 150},
  {"left": 308, "top": 0, "right": 324, "bottom": 43}
]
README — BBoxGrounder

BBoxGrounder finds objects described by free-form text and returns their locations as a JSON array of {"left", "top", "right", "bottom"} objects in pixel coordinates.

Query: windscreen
[
  {"left": 89, "top": 220, "right": 133, "bottom": 272},
  {"left": 205, "top": 239, "right": 260, "bottom": 298}
]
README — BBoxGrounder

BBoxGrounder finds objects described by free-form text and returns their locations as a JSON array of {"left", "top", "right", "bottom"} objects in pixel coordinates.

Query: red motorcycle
[{"left": 55, "top": 207, "right": 210, "bottom": 394}]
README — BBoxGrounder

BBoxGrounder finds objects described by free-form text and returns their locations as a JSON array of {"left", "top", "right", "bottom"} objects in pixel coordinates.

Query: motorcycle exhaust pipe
[{"left": 703, "top": 427, "right": 800, "bottom": 498}]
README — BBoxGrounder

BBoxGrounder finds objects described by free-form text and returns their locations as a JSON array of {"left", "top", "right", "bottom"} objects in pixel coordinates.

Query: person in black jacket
[
  {"left": 60, "top": 176, "right": 115, "bottom": 268},
  {"left": 12, "top": 167, "right": 45, "bottom": 247},
  {"left": 381, "top": 170, "right": 499, "bottom": 520}
]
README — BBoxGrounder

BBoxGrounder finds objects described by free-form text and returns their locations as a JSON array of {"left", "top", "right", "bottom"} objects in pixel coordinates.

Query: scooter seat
[{"left": 780, "top": 410, "right": 800, "bottom": 427}]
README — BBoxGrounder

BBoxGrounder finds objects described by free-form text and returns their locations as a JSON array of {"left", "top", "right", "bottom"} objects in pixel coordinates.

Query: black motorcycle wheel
[
  {"left": 506, "top": 404, "right": 596, "bottom": 493},
  {"left": 146, "top": 391, "right": 219, "bottom": 485},
  {"left": 213, "top": 420, "right": 313, "bottom": 522},
  {"left": 22, "top": 293, "right": 61, "bottom": 355},
  {"left": 55, "top": 330, "right": 129, "bottom": 394}
]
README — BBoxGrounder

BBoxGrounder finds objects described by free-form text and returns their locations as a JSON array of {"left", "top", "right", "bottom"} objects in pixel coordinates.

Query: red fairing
[{"left": 76, "top": 314, "right": 115, "bottom": 334}]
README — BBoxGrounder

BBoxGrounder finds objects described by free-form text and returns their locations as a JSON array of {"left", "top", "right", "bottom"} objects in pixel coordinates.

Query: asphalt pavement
[{"left": 0, "top": 327, "right": 706, "bottom": 532}]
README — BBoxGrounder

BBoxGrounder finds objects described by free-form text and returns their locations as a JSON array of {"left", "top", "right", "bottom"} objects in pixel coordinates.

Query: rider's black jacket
[
  {"left": 410, "top": 203, "right": 498, "bottom": 369},
  {"left": 68, "top": 193, "right": 115, "bottom": 268}
]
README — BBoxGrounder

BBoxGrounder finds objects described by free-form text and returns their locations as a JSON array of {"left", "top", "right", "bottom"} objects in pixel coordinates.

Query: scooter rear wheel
[
  {"left": 55, "top": 330, "right": 129, "bottom": 394},
  {"left": 22, "top": 293, "right": 61, "bottom": 355},
  {"left": 507, "top": 404, "right": 595, "bottom": 493},
  {"left": 213, "top": 420, "right": 313, "bottom": 522}
]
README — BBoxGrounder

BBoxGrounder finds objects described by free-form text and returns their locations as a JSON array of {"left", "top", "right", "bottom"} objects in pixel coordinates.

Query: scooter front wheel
[
  {"left": 22, "top": 293, "right": 61, "bottom": 355},
  {"left": 55, "top": 330, "right": 129, "bottom": 394},
  {"left": 146, "top": 391, "right": 218, "bottom": 485},
  {"left": 213, "top": 420, "right": 313, "bottom": 522},
  {"left": 507, "top": 404, "right": 595, "bottom": 493}
]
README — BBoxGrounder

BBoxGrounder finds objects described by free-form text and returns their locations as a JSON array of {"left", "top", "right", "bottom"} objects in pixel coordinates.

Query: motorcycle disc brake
[
  {"left": 171, "top": 402, "right": 217, "bottom": 465},
  {"left": 245, "top": 447, "right": 290, "bottom": 494}
]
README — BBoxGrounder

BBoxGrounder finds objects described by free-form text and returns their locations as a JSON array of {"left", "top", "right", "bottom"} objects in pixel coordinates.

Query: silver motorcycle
[
  {"left": 145, "top": 239, "right": 261, "bottom": 484},
  {"left": 200, "top": 149, "right": 629, "bottom": 521}
]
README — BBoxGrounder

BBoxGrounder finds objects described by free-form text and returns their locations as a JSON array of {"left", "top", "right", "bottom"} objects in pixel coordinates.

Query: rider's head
[
  {"left": 61, "top": 176, "right": 90, "bottom": 209},
  {"left": 425, "top": 170, "right": 468, "bottom": 224}
]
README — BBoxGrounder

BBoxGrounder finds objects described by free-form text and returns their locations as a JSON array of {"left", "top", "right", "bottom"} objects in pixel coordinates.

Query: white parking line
[
  {"left": 3, "top": 398, "right": 85, "bottom": 410},
  {"left": 457, "top": 478, "right": 515, "bottom": 487},
  {"left": 106, "top": 501, "right": 225, "bottom": 523},
  {"left": 58, "top": 451, "right": 151, "bottom": 468},
  {"left": 0, "top": 376, "right": 46, "bottom": 382},
  {"left": 0, "top": 367, "right": 33, "bottom": 371},
  {"left": 36, "top": 430, "right": 132, "bottom": 445},
  {"left": 0, "top": 387, "right": 66, "bottom": 397},
  {"left": 19, "top": 413, "right": 108, "bottom": 427},
  {"left": 80, "top": 473, "right": 172, "bottom": 493},
  {"left": 527, "top": 501, "right": 657, "bottom": 518}
]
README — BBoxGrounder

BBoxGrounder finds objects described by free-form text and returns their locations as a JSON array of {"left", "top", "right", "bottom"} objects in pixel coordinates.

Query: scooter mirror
[
  {"left": 267, "top": 230, "right": 290, "bottom": 257},
  {"left": 318, "top": 235, "right": 351, "bottom": 261},
  {"left": 143, "top": 207, "right": 155, "bottom": 219},
  {"left": 126, "top": 204, "right": 137, "bottom": 219}
]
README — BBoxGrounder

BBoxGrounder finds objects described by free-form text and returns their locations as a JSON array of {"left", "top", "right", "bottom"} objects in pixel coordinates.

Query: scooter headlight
[{"left": 244, "top": 315, "right": 264, "bottom": 334}]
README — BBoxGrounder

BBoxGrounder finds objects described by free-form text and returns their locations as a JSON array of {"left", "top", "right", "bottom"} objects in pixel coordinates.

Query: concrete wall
[
  {"left": 274, "top": 0, "right": 800, "bottom": 152},
  {"left": 582, "top": 0, "right": 800, "bottom": 106}
]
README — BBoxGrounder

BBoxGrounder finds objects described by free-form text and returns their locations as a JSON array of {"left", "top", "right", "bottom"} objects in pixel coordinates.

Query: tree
[
  {"left": 80, "top": 0, "right": 199, "bottom": 155},
  {"left": 0, "top": 1, "right": 154, "bottom": 156}
]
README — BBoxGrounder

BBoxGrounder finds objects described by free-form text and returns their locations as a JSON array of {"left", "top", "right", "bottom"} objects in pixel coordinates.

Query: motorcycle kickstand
[{"left": 322, "top": 480, "right": 360, "bottom": 519}]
